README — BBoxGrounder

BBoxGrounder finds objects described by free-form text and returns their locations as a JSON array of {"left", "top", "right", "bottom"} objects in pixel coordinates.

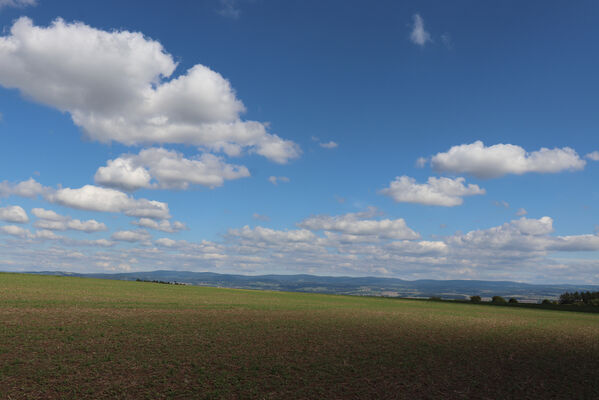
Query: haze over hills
[{"left": 24, "top": 270, "right": 599, "bottom": 301}]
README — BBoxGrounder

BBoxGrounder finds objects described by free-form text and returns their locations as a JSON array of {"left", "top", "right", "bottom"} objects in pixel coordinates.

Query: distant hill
[{"left": 24, "top": 270, "right": 599, "bottom": 301}]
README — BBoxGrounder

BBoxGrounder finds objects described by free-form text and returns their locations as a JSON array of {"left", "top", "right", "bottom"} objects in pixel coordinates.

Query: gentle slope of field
[{"left": 1, "top": 272, "right": 598, "bottom": 399}]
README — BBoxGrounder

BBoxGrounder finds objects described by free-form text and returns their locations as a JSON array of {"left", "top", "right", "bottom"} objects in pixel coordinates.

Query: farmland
[{"left": 1, "top": 273, "right": 599, "bottom": 399}]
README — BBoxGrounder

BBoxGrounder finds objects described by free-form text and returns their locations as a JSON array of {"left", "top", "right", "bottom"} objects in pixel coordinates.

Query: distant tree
[
  {"left": 559, "top": 291, "right": 599, "bottom": 305},
  {"left": 508, "top": 298, "right": 518, "bottom": 304},
  {"left": 429, "top": 296, "right": 442, "bottom": 301},
  {"left": 559, "top": 292, "right": 575, "bottom": 304},
  {"left": 541, "top": 299, "right": 552, "bottom": 305},
  {"left": 491, "top": 296, "right": 507, "bottom": 304},
  {"left": 470, "top": 295, "right": 482, "bottom": 303}
]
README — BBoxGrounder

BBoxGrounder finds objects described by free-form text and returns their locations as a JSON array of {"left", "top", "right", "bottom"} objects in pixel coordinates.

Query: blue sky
[{"left": 0, "top": 0, "right": 598, "bottom": 283}]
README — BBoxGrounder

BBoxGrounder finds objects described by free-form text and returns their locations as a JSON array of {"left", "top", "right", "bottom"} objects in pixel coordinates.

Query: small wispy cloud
[
  {"left": 494, "top": 200, "right": 510, "bottom": 209},
  {"left": 0, "top": 0, "right": 36, "bottom": 10},
  {"left": 585, "top": 151, "right": 599, "bottom": 161},
  {"left": 319, "top": 141, "right": 338, "bottom": 149},
  {"left": 441, "top": 33, "right": 453, "bottom": 49},
  {"left": 252, "top": 213, "right": 270, "bottom": 222},
  {"left": 217, "top": 0, "right": 241, "bottom": 19},
  {"left": 410, "top": 14, "right": 432, "bottom": 47},
  {"left": 268, "top": 176, "right": 290, "bottom": 186},
  {"left": 334, "top": 195, "right": 346, "bottom": 204},
  {"left": 516, "top": 208, "right": 528, "bottom": 216},
  {"left": 312, "top": 136, "right": 338, "bottom": 149},
  {"left": 415, "top": 157, "right": 428, "bottom": 168}
]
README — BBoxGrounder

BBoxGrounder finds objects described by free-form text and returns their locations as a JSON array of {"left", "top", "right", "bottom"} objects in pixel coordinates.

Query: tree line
[
  {"left": 463, "top": 291, "right": 599, "bottom": 307},
  {"left": 135, "top": 278, "right": 187, "bottom": 286},
  {"left": 558, "top": 291, "right": 599, "bottom": 306}
]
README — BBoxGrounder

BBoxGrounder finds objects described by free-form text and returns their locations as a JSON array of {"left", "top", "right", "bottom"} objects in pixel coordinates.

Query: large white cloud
[
  {"left": 298, "top": 209, "right": 420, "bottom": 240},
  {"left": 0, "top": 206, "right": 28, "bottom": 223},
  {"left": 1, "top": 180, "right": 171, "bottom": 221},
  {"left": 379, "top": 176, "right": 485, "bottom": 206},
  {"left": 32, "top": 208, "right": 107, "bottom": 233},
  {"left": 0, "top": 17, "right": 300, "bottom": 163},
  {"left": 46, "top": 185, "right": 170, "bottom": 219},
  {"left": 95, "top": 148, "right": 250, "bottom": 191},
  {"left": 431, "top": 141, "right": 586, "bottom": 178}
]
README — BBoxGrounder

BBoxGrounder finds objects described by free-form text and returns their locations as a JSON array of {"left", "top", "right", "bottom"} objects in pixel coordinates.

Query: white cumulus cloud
[
  {"left": 94, "top": 157, "right": 152, "bottom": 192},
  {"left": 379, "top": 176, "right": 485, "bottom": 206},
  {"left": 228, "top": 225, "right": 316, "bottom": 244},
  {"left": 0, "top": 225, "right": 61, "bottom": 240},
  {"left": 511, "top": 216, "right": 554, "bottom": 236},
  {"left": 95, "top": 148, "right": 250, "bottom": 191},
  {"left": 46, "top": 185, "right": 170, "bottom": 220},
  {"left": 32, "top": 208, "right": 107, "bottom": 233},
  {"left": 431, "top": 141, "right": 586, "bottom": 178},
  {"left": 111, "top": 229, "right": 151, "bottom": 243},
  {"left": 0, "top": 205, "right": 28, "bottom": 223},
  {"left": 31, "top": 208, "right": 64, "bottom": 221},
  {"left": 386, "top": 240, "right": 448, "bottom": 256},
  {"left": 585, "top": 151, "right": 599, "bottom": 161},
  {"left": 132, "top": 218, "right": 186, "bottom": 233},
  {"left": 298, "top": 209, "right": 420, "bottom": 240},
  {"left": 0, "top": 178, "right": 48, "bottom": 198},
  {"left": 0, "top": 17, "right": 300, "bottom": 163},
  {"left": 447, "top": 216, "right": 599, "bottom": 255},
  {"left": 0, "top": 224, "right": 29, "bottom": 237},
  {"left": 155, "top": 237, "right": 177, "bottom": 247}
]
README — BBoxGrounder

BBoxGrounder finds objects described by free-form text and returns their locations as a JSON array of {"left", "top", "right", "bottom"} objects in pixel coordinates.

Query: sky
[{"left": 0, "top": 0, "right": 598, "bottom": 283}]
